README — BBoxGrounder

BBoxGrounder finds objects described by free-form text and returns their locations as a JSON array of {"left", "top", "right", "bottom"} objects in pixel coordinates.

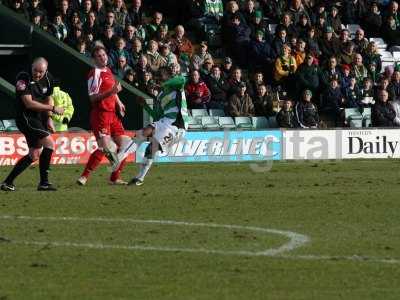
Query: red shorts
[{"left": 90, "top": 111, "right": 125, "bottom": 139}]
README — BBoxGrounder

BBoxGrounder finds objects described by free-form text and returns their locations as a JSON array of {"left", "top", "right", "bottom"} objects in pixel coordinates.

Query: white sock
[{"left": 136, "top": 158, "right": 153, "bottom": 181}]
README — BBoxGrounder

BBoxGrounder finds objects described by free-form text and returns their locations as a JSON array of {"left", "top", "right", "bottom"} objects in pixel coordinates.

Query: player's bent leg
[
  {"left": 111, "top": 126, "right": 155, "bottom": 172},
  {"left": 109, "top": 135, "right": 130, "bottom": 184},
  {"left": 37, "top": 136, "right": 57, "bottom": 191}
]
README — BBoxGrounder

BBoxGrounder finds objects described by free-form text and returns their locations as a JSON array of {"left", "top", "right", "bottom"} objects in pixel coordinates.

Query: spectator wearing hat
[
  {"left": 248, "top": 29, "right": 276, "bottom": 74},
  {"left": 277, "top": 98, "right": 297, "bottom": 128},
  {"left": 372, "top": 89, "right": 396, "bottom": 126},
  {"left": 49, "top": 11, "right": 68, "bottom": 41},
  {"left": 362, "top": 1, "right": 383, "bottom": 38},
  {"left": 363, "top": 41, "right": 382, "bottom": 74},
  {"left": 295, "top": 89, "right": 320, "bottom": 128},
  {"left": 296, "top": 53, "right": 320, "bottom": 96},
  {"left": 28, "top": 0, "right": 47, "bottom": 22},
  {"left": 318, "top": 26, "right": 340, "bottom": 64},
  {"left": 31, "top": 8, "right": 46, "bottom": 29},
  {"left": 205, "top": 65, "right": 229, "bottom": 110},
  {"left": 145, "top": 40, "right": 164, "bottom": 73},
  {"left": 248, "top": 10, "right": 270, "bottom": 41},
  {"left": 228, "top": 82, "right": 255, "bottom": 117},
  {"left": 320, "top": 78, "right": 345, "bottom": 126},
  {"left": 186, "top": 70, "right": 211, "bottom": 109},
  {"left": 191, "top": 41, "right": 214, "bottom": 70},
  {"left": 221, "top": 57, "right": 233, "bottom": 80},
  {"left": 199, "top": 57, "right": 214, "bottom": 79}
]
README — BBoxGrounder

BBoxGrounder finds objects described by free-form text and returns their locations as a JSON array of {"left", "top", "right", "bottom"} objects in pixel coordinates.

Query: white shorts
[{"left": 151, "top": 118, "right": 185, "bottom": 153}]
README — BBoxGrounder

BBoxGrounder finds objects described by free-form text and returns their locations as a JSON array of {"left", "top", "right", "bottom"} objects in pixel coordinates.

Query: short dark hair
[{"left": 91, "top": 45, "right": 107, "bottom": 57}]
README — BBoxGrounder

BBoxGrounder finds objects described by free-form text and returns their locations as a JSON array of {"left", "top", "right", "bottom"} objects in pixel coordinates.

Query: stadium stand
[{"left": 1, "top": 0, "right": 400, "bottom": 131}]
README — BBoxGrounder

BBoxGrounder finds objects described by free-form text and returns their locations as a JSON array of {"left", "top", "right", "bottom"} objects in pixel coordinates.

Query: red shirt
[{"left": 87, "top": 66, "right": 117, "bottom": 112}]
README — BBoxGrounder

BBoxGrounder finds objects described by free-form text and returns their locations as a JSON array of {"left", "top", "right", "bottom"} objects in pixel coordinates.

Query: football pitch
[{"left": 1, "top": 159, "right": 400, "bottom": 299}]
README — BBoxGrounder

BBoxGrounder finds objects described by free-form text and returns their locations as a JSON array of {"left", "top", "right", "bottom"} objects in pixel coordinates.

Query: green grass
[{"left": 1, "top": 160, "right": 400, "bottom": 299}]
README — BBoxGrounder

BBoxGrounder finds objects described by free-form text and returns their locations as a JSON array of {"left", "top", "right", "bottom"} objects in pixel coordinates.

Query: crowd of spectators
[{"left": 5, "top": 0, "right": 400, "bottom": 128}]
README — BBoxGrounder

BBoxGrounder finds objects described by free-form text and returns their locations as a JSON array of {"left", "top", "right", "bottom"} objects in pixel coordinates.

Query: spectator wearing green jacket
[{"left": 51, "top": 81, "right": 74, "bottom": 132}]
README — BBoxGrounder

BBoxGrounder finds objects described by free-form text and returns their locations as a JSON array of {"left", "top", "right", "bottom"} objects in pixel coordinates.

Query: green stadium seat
[
  {"left": 188, "top": 116, "right": 203, "bottom": 130},
  {"left": 235, "top": 117, "right": 253, "bottom": 129},
  {"left": 201, "top": 116, "right": 220, "bottom": 129},
  {"left": 0, "top": 120, "right": 5, "bottom": 132},
  {"left": 362, "top": 107, "right": 372, "bottom": 127},
  {"left": 268, "top": 116, "right": 278, "bottom": 128},
  {"left": 3, "top": 119, "right": 18, "bottom": 131},
  {"left": 218, "top": 117, "right": 236, "bottom": 129},
  {"left": 209, "top": 109, "right": 225, "bottom": 117},
  {"left": 191, "top": 109, "right": 208, "bottom": 120},
  {"left": 251, "top": 116, "right": 269, "bottom": 129},
  {"left": 345, "top": 108, "right": 363, "bottom": 128}
]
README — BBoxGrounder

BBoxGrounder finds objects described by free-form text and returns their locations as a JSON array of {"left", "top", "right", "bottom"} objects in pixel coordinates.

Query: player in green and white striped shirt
[{"left": 112, "top": 63, "right": 188, "bottom": 185}]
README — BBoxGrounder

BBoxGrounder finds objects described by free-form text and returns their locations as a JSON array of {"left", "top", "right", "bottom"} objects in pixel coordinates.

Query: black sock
[
  {"left": 39, "top": 147, "right": 53, "bottom": 184},
  {"left": 4, "top": 155, "right": 33, "bottom": 184}
]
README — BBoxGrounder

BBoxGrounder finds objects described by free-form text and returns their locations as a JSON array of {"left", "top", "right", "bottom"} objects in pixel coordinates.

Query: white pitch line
[
  {"left": 1, "top": 215, "right": 399, "bottom": 264},
  {"left": 0, "top": 215, "right": 309, "bottom": 256}
]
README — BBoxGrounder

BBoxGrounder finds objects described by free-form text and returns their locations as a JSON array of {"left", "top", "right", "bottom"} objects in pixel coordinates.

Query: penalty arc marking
[
  {"left": 0, "top": 215, "right": 308, "bottom": 256},
  {"left": 1, "top": 215, "right": 400, "bottom": 264}
]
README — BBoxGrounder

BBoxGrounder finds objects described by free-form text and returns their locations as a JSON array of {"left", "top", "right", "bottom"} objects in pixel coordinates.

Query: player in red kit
[{"left": 77, "top": 45, "right": 131, "bottom": 185}]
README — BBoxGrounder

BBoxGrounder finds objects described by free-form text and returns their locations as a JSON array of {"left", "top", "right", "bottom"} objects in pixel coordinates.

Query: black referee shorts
[{"left": 16, "top": 114, "right": 50, "bottom": 148}]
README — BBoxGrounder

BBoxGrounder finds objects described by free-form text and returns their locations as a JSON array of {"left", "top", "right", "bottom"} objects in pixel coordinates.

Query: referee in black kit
[{"left": 1, "top": 57, "right": 64, "bottom": 192}]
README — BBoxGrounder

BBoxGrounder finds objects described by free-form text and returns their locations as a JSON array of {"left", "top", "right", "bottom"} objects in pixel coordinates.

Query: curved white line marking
[{"left": 0, "top": 215, "right": 309, "bottom": 256}]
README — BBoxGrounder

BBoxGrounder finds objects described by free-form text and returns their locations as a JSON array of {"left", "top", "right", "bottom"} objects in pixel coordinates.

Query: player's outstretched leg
[{"left": 128, "top": 140, "right": 159, "bottom": 186}]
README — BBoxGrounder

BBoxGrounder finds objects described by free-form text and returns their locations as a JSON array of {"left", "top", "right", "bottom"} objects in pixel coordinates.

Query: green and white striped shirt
[
  {"left": 153, "top": 75, "right": 189, "bottom": 130},
  {"left": 204, "top": 0, "right": 224, "bottom": 18}
]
